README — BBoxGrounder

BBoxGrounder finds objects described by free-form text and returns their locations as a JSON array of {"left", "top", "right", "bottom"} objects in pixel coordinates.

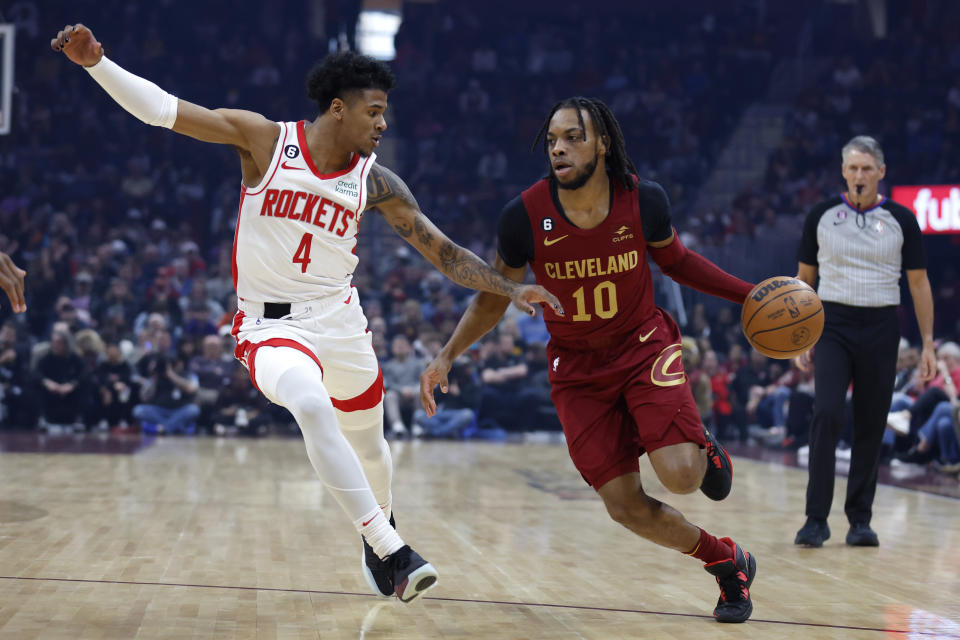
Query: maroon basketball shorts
[{"left": 547, "top": 307, "right": 706, "bottom": 489}]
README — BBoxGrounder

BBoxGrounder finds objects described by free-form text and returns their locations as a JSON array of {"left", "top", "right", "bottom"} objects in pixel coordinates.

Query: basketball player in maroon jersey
[
  {"left": 421, "top": 98, "right": 759, "bottom": 622},
  {"left": 0, "top": 252, "right": 26, "bottom": 314},
  {"left": 52, "top": 24, "right": 562, "bottom": 603}
]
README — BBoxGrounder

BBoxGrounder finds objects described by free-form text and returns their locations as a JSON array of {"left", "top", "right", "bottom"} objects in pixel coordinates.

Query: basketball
[{"left": 741, "top": 276, "right": 824, "bottom": 359}]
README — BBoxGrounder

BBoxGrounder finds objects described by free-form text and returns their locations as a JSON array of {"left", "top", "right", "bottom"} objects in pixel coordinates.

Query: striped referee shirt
[{"left": 797, "top": 194, "right": 925, "bottom": 307}]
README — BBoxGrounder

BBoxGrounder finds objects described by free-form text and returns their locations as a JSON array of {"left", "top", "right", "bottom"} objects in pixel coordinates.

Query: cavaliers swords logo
[{"left": 651, "top": 343, "right": 686, "bottom": 387}]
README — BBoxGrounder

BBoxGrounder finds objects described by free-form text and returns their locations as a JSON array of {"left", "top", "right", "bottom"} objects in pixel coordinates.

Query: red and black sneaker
[
  {"left": 700, "top": 427, "right": 733, "bottom": 501},
  {"left": 704, "top": 538, "right": 757, "bottom": 623}
]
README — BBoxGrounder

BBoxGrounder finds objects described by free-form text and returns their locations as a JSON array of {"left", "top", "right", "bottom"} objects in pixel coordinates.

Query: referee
[{"left": 793, "top": 136, "right": 935, "bottom": 548}]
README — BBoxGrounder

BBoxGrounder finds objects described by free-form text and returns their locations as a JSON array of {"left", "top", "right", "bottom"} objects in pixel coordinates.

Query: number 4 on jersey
[{"left": 293, "top": 232, "right": 313, "bottom": 273}]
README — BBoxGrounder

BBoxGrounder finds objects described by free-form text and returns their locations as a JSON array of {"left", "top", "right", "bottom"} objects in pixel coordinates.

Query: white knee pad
[{"left": 252, "top": 346, "right": 321, "bottom": 405}]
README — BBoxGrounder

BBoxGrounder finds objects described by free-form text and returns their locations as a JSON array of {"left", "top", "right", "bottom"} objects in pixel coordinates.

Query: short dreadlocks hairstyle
[
  {"left": 306, "top": 51, "right": 396, "bottom": 112},
  {"left": 533, "top": 97, "right": 638, "bottom": 191}
]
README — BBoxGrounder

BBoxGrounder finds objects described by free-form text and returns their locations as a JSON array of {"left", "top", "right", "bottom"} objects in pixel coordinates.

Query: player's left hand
[
  {"left": 419, "top": 354, "right": 452, "bottom": 417},
  {"left": 511, "top": 285, "right": 564, "bottom": 317},
  {"left": 0, "top": 251, "right": 26, "bottom": 313},
  {"left": 918, "top": 343, "right": 937, "bottom": 382}
]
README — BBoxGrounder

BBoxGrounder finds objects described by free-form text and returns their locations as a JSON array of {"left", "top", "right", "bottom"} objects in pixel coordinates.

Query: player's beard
[{"left": 554, "top": 153, "right": 599, "bottom": 190}]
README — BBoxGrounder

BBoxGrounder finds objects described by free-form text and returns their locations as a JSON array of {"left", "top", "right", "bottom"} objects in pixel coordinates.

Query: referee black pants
[{"left": 805, "top": 302, "right": 899, "bottom": 525}]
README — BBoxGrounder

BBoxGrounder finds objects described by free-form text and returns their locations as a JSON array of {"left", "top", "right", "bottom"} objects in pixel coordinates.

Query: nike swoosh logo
[
  {"left": 833, "top": 220, "right": 845, "bottom": 225},
  {"left": 543, "top": 235, "right": 568, "bottom": 246},
  {"left": 281, "top": 161, "right": 305, "bottom": 170},
  {"left": 638, "top": 326, "right": 657, "bottom": 342},
  {"left": 361, "top": 516, "right": 376, "bottom": 527}
]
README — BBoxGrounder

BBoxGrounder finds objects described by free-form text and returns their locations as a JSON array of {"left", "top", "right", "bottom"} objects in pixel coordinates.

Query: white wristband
[{"left": 85, "top": 55, "right": 179, "bottom": 129}]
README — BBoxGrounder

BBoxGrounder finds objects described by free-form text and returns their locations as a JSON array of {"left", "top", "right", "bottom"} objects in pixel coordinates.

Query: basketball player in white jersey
[{"left": 52, "top": 23, "right": 563, "bottom": 603}]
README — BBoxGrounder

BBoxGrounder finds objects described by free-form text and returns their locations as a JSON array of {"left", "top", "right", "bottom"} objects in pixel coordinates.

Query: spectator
[
  {"left": 189, "top": 334, "right": 235, "bottom": 431},
  {"left": 0, "top": 322, "right": 32, "bottom": 429},
  {"left": 897, "top": 359, "right": 960, "bottom": 468},
  {"left": 382, "top": 335, "right": 424, "bottom": 437},
  {"left": 211, "top": 366, "right": 269, "bottom": 437},
  {"left": 94, "top": 341, "right": 137, "bottom": 431},
  {"left": 36, "top": 328, "right": 85, "bottom": 431},
  {"left": 682, "top": 336, "right": 713, "bottom": 424},
  {"left": 132, "top": 330, "right": 200, "bottom": 435},
  {"left": 478, "top": 332, "right": 528, "bottom": 431}
]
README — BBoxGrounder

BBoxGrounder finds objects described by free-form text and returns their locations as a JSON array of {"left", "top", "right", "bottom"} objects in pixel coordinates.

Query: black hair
[
  {"left": 533, "top": 97, "right": 638, "bottom": 191},
  {"left": 306, "top": 51, "right": 396, "bottom": 112}
]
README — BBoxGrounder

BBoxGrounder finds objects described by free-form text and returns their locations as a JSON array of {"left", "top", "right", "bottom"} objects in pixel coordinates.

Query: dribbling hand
[
  {"left": 794, "top": 349, "right": 812, "bottom": 373},
  {"left": 0, "top": 252, "right": 26, "bottom": 314},
  {"left": 419, "top": 355, "right": 452, "bottom": 418},
  {"left": 511, "top": 284, "right": 564, "bottom": 318},
  {"left": 50, "top": 24, "right": 104, "bottom": 68}
]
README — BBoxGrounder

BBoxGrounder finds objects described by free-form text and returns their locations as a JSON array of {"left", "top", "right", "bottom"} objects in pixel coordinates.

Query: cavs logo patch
[{"left": 651, "top": 343, "right": 686, "bottom": 387}]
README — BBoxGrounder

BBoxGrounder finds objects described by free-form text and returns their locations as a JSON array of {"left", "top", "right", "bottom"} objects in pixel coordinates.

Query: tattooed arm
[{"left": 366, "top": 164, "right": 563, "bottom": 316}]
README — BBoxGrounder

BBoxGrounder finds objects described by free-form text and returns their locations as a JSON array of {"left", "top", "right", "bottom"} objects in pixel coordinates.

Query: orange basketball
[{"left": 741, "top": 276, "right": 824, "bottom": 359}]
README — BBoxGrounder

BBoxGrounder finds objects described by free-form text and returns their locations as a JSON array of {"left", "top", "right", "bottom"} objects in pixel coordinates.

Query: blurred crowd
[{"left": 0, "top": 1, "right": 957, "bottom": 473}]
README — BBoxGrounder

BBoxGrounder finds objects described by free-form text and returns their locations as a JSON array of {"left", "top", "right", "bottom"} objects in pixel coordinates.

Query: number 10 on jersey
[{"left": 571, "top": 280, "right": 618, "bottom": 321}]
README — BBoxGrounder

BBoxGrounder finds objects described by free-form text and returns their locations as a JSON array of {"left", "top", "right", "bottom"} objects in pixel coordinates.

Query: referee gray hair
[{"left": 841, "top": 135, "right": 885, "bottom": 167}]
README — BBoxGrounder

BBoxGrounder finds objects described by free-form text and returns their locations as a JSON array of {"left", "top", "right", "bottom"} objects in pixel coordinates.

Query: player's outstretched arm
[
  {"left": 647, "top": 229, "right": 754, "bottom": 305},
  {"left": 51, "top": 24, "right": 278, "bottom": 172},
  {"left": 366, "top": 164, "right": 563, "bottom": 317},
  {"left": 419, "top": 255, "right": 523, "bottom": 417},
  {"left": 0, "top": 252, "right": 26, "bottom": 313}
]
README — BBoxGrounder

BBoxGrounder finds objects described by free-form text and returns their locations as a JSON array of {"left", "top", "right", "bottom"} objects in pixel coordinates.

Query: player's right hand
[
  {"left": 51, "top": 24, "right": 103, "bottom": 68},
  {"left": 0, "top": 252, "right": 26, "bottom": 314},
  {"left": 794, "top": 349, "right": 812, "bottom": 373},
  {"left": 419, "top": 354, "right": 453, "bottom": 418}
]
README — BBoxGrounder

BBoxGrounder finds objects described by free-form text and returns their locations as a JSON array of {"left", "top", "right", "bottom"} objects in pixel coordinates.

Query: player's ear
[
  {"left": 600, "top": 135, "right": 610, "bottom": 157},
  {"left": 330, "top": 98, "right": 345, "bottom": 120}
]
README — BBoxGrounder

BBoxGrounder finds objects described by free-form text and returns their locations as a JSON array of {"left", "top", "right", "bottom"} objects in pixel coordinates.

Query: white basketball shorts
[{"left": 231, "top": 287, "right": 383, "bottom": 411}]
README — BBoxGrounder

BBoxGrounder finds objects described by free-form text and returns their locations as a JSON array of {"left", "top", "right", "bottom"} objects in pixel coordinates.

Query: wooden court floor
[{"left": 0, "top": 435, "right": 957, "bottom": 639}]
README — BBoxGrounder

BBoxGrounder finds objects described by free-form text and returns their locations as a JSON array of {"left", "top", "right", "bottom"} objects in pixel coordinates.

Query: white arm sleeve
[{"left": 84, "top": 56, "right": 179, "bottom": 129}]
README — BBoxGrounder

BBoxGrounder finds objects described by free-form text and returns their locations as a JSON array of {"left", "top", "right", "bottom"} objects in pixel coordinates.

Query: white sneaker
[
  {"left": 835, "top": 447, "right": 852, "bottom": 460},
  {"left": 411, "top": 423, "right": 425, "bottom": 438},
  {"left": 886, "top": 410, "right": 910, "bottom": 436},
  {"left": 390, "top": 422, "right": 408, "bottom": 436}
]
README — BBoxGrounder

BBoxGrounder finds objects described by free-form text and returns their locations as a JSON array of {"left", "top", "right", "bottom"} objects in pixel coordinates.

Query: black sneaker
[
  {"left": 700, "top": 428, "right": 733, "bottom": 501},
  {"left": 361, "top": 514, "right": 395, "bottom": 598},
  {"left": 845, "top": 522, "right": 879, "bottom": 547},
  {"left": 794, "top": 518, "right": 830, "bottom": 547},
  {"left": 704, "top": 538, "right": 757, "bottom": 623},
  {"left": 387, "top": 545, "right": 438, "bottom": 603}
]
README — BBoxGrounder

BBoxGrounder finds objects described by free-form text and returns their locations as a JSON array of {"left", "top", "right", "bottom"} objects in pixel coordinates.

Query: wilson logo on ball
[{"left": 750, "top": 278, "right": 802, "bottom": 303}]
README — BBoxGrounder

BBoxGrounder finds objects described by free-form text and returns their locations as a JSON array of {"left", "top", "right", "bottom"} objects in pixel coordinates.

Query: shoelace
[
  {"left": 390, "top": 546, "right": 411, "bottom": 571},
  {"left": 716, "top": 569, "right": 748, "bottom": 602}
]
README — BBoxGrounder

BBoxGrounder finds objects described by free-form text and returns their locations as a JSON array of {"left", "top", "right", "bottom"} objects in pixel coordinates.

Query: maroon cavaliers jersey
[{"left": 498, "top": 176, "right": 672, "bottom": 344}]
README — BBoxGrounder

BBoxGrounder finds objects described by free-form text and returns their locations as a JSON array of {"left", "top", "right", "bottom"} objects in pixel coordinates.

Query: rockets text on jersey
[{"left": 232, "top": 120, "right": 376, "bottom": 302}]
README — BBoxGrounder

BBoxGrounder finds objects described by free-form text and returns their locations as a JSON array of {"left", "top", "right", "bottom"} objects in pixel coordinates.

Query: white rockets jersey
[{"left": 232, "top": 120, "right": 376, "bottom": 302}]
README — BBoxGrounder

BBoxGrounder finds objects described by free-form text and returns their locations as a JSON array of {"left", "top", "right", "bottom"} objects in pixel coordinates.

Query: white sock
[{"left": 355, "top": 507, "right": 403, "bottom": 559}]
